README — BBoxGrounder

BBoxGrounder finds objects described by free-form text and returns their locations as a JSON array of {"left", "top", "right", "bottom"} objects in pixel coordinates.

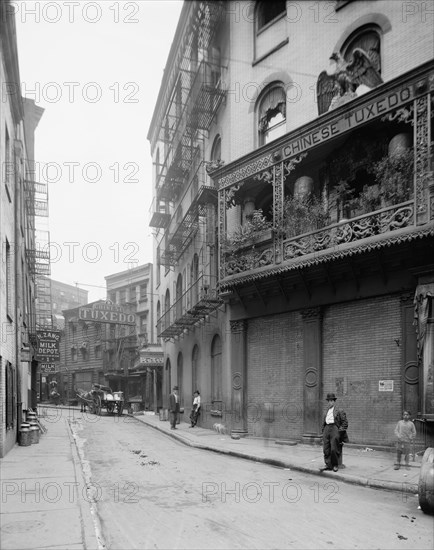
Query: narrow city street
[{"left": 71, "top": 413, "right": 432, "bottom": 550}]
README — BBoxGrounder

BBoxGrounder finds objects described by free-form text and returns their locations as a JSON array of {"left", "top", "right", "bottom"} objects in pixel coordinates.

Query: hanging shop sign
[
  {"left": 40, "top": 363, "right": 57, "bottom": 373},
  {"left": 36, "top": 330, "right": 61, "bottom": 361},
  {"left": 78, "top": 302, "right": 136, "bottom": 325},
  {"left": 283, "top": 85, "right": 419, "bottom": 159},
  {"left": 140, "top": 355, "right": 164, "bottom": 364}
]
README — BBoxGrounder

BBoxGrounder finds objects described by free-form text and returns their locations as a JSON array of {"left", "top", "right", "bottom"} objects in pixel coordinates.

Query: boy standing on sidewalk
[{"left": 394, "top": 410, "right": 416, "bottom": 470}]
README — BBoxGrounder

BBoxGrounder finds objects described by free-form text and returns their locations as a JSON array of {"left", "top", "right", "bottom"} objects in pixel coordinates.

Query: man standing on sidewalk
[
  {"left": 169, "top": 386, "right": 180, "bottom": 429},
  {"left": 320, "top": 393, "right": 349, "bottom": 472}
]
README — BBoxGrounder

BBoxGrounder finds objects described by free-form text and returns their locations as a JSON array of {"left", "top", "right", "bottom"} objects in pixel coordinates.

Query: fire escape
[
  {"left": 149, "top": 1, "right": 226, "bottom": 339},
  {"left": 25, "top": 178, "right": 52, "bottom": 330}
]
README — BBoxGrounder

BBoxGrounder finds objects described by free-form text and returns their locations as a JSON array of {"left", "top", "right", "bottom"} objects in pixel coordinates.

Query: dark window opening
[{"left": 257, "top": 1, "right": 286, "bottom": 31}]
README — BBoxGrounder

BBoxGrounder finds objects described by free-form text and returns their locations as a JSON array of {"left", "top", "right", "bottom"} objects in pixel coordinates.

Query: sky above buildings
[{"left": 15, "top": 0, "right": 183, "bottom": 302}]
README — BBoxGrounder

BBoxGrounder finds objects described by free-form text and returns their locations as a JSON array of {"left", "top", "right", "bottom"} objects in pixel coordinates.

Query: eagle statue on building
[{"left": 317, "top": 48, "right": 383, "bottom": 115}]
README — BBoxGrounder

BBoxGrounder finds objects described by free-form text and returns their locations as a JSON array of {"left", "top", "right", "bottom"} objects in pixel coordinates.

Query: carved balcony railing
[
  {"left": 157, "top": 274, "right": 222, "bottom": 339},
  {"left": 222, "top": 200, "right": 416, "bottom": 278},
  {"left": 282, "top": 200, "right": 415, "bottom": 260}
]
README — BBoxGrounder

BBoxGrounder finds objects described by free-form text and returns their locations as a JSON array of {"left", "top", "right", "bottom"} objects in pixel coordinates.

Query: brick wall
[
  {"left": 322, "top": 294, "right": 402, "bottom": 446},
  {"left": 247, "top": 311, "right": 304, "bottom": 438},
  {"left": 243, "top": 294, "right": 404, "bottom": 445}
]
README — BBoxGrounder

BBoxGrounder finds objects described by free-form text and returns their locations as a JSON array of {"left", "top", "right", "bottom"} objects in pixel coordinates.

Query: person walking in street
[
  {"left": 169, "top": 386, "right": 180, "bottom": 429},
  {"left": 189, "top": 390, "right": 201, "bottom": 427},
  {"left": 320, "top": 392, "right": 349, "bottom": 472},
  {"left": 394, "top": 410, "right": 416, "bottom": 470}
]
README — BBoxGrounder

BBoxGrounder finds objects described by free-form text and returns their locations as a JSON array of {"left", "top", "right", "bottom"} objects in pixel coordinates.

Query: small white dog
[{"left": 213, "top": 423, "right": 227, "bottom": 434}]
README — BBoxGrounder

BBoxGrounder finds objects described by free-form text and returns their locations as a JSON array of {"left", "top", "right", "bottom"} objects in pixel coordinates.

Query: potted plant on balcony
[
  {"left": 371, "top": 148, "right": 414, "bottom": 207},
  {"left": 330, "top": 180, "right": 360, "bottom": 221},
  {"left": 277, "top": 194, "right": 329, "bottom": 238},
  {"left": 224, "top": 209, "right": 272, "bottom": 252},
  {"left": 357, "top": 184, "right": 382, "bottom": 214}
]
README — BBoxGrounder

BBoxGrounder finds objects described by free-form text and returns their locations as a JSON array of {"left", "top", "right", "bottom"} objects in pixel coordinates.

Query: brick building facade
[
  {"left": 0, "top": 1, "right": 44, "bottom": 456},
  {"left": 148, "top": 1, "right": 434, "bottom": 445}
]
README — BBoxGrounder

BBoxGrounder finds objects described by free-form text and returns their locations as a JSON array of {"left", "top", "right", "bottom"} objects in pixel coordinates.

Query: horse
[{"left": 76, "top": 387, "right": 97, "bottom": 413}]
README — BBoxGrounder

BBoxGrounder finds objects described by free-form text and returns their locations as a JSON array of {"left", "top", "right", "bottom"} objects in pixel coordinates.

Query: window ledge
[{"left": 253, "top": 38, "right": 289, "bottom": 67}]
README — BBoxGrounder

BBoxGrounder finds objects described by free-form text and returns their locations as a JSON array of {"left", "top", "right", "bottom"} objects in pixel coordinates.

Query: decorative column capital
[
  {"left": 301, "top": 307, "right": 323, "bottom": 321},
  {"left": 230, "top": 319, "right": 247, "bottom": 334}
]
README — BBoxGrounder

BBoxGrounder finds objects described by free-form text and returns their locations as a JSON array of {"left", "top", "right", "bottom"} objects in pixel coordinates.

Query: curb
[
  {"left": 66, "top": 417, "right": 107, "bottom": 550},
  {"left": 130, "top": 415, "right": 419, "bottom": 495}
]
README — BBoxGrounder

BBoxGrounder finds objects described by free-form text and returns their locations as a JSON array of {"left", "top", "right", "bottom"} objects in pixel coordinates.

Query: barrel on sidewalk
[{"left": 19, "top": 423, "right": 31, "bottom": 446}]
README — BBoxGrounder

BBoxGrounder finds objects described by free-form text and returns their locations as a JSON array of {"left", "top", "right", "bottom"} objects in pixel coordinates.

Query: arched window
[
  {"left": 256, "top": 1, "right": 286, "bottom": 32},
  {"left": 176, "top": 274, "right": 183, "bottom": 319},
  {"left": 190, "top": 253, "right": 199, "bottom": 306},
  {"left": 156, "top": 300, "right": 161, "bottom": 340},
  {"left": 211, "top": 334, "right": 222, "bottom": 406},
  {"left": 257, "top": 84, "right": 286, "bottom": 146},
  {"left": 211, "top": 135, "right": 221, "bottom": 162},
  {"left": 165, "top": 358, "right": 171, "bottom": 401},
  {"left": 164, "top": 289, "right": 170, "bottom": 332},
  {"left": 192, "top": 345, "right": 200, "bottom": 395},
  {"left": 342, "top": 26, "right": 381, "bottom": 74}
]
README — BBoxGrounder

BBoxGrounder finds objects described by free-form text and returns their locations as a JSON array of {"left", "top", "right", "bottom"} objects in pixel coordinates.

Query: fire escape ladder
[
  {"left": 157, "top": 274, "right": 223, "bottom": 339},
  {"left": 151, "top": 1, "right": 226, "bottom": 247},
  {"left": 25, "top": 179, "right": 53, "bottom": 329}
]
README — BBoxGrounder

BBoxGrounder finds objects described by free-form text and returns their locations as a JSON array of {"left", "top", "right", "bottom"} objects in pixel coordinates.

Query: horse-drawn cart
[{"left": 76, "top": 384, "right": 124, "bottom": 416}]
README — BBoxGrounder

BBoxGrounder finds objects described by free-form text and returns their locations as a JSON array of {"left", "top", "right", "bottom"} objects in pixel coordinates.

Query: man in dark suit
[
  {"left": 320, "top": 392, "right": 349, "bottom": 472},
  {"left": 169, "top": 386, "right": 180, "bottom": 429}
]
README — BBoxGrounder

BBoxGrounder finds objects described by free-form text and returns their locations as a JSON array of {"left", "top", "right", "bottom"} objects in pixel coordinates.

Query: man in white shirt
[
  {"left": 189, "top": 390, "right": 201, "bottom": 427},
  {"left": 320, "top": 392, "right": 349, "bottom": 472}
]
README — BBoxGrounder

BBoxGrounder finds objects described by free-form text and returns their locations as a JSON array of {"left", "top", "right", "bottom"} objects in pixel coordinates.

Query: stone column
[
  {"left": 230, "top": 319, "right": 248, "bottom": 436},
  {"left": 153, "top": 369, "right": 158, "bottom": 413},
  {"left": 301, "top": 307, "right": 323, "bottom": 444}
]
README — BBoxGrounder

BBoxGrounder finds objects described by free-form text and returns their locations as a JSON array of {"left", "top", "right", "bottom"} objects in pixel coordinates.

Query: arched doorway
[
  {"left": 211, "top": 335, "right": 222, "bottom": 412},
  {"left": 192, "top": 345, "right": 199, "bottom": 394},
  {"left": 177, "top": 352, "right": 183, "bottom": 404}
]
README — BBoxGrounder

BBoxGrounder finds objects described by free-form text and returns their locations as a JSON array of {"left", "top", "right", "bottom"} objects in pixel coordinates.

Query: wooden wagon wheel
[{"left": 418, "top": 447, "right": 434, "bottom": 515}]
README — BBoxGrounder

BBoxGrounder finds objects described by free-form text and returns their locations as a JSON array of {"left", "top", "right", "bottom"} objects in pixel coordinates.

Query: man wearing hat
[
  {"left": 169, "top": 386, "right": 180, "bottom": 429},
  {"left": 320, "top": 393, "right": 349, "bottom": 472}
]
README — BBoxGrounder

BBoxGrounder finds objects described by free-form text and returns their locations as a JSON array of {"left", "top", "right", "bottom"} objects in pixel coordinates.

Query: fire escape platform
[
  {"left": 158, "top": 292, "right": 223, "bottom": 340},
  {"left": 162, "top": 185, "right": 217, "bottom": 266},
  {"left": 150, "top": 211, "right": 171, "bottom": 229}
]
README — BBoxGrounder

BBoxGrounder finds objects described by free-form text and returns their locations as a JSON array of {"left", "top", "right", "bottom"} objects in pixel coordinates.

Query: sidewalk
[
  {"left": 132, "top": 411, "right": 422, "bottom": 496},
  {"left": 0, "top": 408, "right": 104, "bottom": 550},
  {"left": 0, "top": 405, "right": 423, "bottom": 550}
]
